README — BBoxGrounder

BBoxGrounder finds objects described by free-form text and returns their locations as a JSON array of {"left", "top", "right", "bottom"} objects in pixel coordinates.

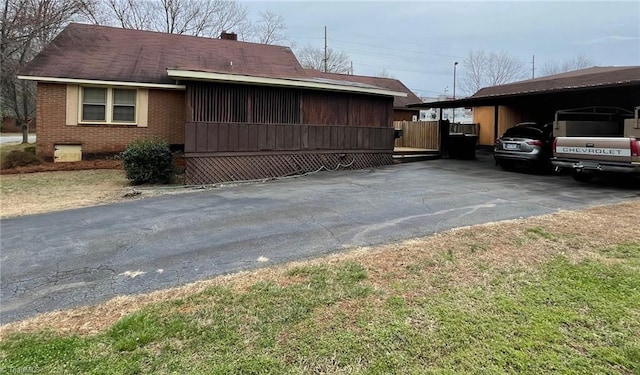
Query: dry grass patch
[
  {"left": 0, "top": 170, "right": 130, "bottom": 218},
  {"left": 2, "top": 200, "right": 638, "bottom": 339},
  {"left": 0, "top": 169, "right": 202, "bottom": 218}
]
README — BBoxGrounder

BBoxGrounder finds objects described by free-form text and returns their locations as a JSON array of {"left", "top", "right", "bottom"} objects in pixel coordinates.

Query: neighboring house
[
  {"left": 312, "top": 71, "right": 423, "bottom": 121},
  {"left": 1, "top": 117, "right": 37, "bottom": 133},
  {"left": 418, "top": 66, "right": 640, "bottom": 145},
  {"left": 18, "top": 23, "right": 420, "bottom": 184}
]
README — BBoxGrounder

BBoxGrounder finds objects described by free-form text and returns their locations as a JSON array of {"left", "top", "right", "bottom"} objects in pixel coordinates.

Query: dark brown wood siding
[
  {"left": 185, "top": 122, "right": 394, "bottom": 153},
  {"left": 184, "top": 82, "right": 395, "bottom": 154},
  {"left": 186, "top": 82, "right": 394, "bottom": 128},
  {"left": 188, "top": 82, "right": 301, "bottom": 124},
  {"left": 300, "top": 91, "right": 392, "bottom": 127}
]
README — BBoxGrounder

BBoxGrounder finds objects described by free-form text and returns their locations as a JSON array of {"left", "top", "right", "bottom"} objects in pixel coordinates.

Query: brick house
[{"left": 19, "top": 23, "right": 422, "bottom": 183}]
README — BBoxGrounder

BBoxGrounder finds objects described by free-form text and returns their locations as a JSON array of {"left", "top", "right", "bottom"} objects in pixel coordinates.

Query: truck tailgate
[{"left": 553, "top": 137, "right": 635, "bottom": 163}]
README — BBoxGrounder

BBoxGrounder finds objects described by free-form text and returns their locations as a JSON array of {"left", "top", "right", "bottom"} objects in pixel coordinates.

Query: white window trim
[
  {"left": 66, "top": 84, "right": 148, "bottom": 127},
  {"left": 80, "top": 86, "right": 136, "bottom": 125}
]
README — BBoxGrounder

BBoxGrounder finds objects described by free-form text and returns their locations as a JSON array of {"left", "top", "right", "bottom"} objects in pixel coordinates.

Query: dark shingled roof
[
  {"left": 19, "top": 23, "right": 308, "bottom": 84},
  {"left": 20, "top": 23, "right": 421, "bottom": 107},
  {"left": 311, "top": 71, "right": 423, "bottom": 108},
  {"left": 409, "top": 66, "right": 640, "bottom": 109},
  {"left": 472, "top": 66, "right": 640, "bottom": 98}
]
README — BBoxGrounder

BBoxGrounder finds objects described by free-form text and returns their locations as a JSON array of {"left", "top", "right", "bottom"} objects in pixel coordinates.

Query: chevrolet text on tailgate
[{"left": 551, "top": 106, "right": 640, "bottom": 183}]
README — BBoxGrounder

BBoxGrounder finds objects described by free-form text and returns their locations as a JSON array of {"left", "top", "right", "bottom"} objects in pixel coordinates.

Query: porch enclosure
[{"left": 184, "top": 82, "right": 396, "bottom": 184}]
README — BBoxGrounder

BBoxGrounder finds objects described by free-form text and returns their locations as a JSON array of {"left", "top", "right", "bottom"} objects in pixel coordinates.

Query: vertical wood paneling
[
  {"left": 393, "top": 121, "right": 440, "bottom": 150},
  {"left": 357, "top": 128, "right": 364, "bottom": 148},
  {"left": 323, "top": 127, "right": 331, "bottom": 149},
  {"left": 276, "top": 125, "right": 286, "bottom": 150},
  {"left": 247, "top": 124, "right": 258, "bottom": 150},
  {"left": 337, "top": 127, "right": 345, "bottom": 149},
  {"left": 218, "top": 123, "right": 229, "bottom": 152},
  {"left": 228, "top": 123, "right": 239, "bottom": 151},
  {"left": 186, "top": 121, "right": 394, "bottom": 153},
  {"left": 188, "top": 83, "right": 300, "bottom": 124},
  {"left": 206, "top": 124, "right": 217, "bottom": 152},
  {"left": 292, "top": 125, "right": 301, "bottom": 149},
  {"left": 237, "top": 124, "right": 248, "bottom": 151},
  {"left": 196, "top": 122, "right": 208, "bottom": 151},
  {"left": 258, "top": 124, "right": 267, "bottom": 150},
  {"left": 301, "top": 125, "right": 309, "bottom": 149},
  {"left": 185, "top": 123, "right": 197, "bottom": 152},
  {"left": 330, "top": 127, "right": 338, "bottom": 149},
  {"left": 350, "top": 127, "right": 358, "bottom": 149},
  {"left": 267, "top": 124, "right": 276, "bottom": 150}
]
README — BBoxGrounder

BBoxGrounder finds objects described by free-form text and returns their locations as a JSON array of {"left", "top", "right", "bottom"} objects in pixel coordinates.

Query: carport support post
[
  {"left": 493, "top": 105, "right": 499, "bottom": 142},
  {"left": 439, "top": 119, "right": 450, "bottom": 158}
]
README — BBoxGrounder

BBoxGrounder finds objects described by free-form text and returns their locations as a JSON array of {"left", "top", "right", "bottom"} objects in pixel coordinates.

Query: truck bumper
[{"left": 552, "top": 158, "right": 640, "bottom": 174}]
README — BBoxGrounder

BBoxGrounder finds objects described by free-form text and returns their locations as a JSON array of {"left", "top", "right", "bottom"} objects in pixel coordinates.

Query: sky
[{"left": 240, "top": 1, "right": 640, "bottom": 98}]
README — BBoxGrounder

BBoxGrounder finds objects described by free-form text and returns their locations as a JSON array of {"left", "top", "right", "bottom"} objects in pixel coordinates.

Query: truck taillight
[
  {"left": 632, "top": 138, "right": 640, "bottom": 157},
  {"left": 552, "top": 138, "right": 557, "bottom": 152}
]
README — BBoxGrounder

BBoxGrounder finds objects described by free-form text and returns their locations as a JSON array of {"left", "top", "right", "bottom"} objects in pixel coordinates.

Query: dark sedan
[{"left": 494, "top": 122, "right": 554, "bottom": 172}]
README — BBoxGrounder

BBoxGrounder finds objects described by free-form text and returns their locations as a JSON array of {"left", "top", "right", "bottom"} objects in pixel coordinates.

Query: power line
[
  {"left": 350, "top": 60, "right": 451, "bottom": 76},
  {"left": 331, "top": 44, "right": 455, "bottom": 65},
  {"left": 329, "top": 37, "right": 465, "bottom": 60}
]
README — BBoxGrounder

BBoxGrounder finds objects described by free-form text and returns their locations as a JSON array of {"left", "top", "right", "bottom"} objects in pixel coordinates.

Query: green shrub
[
  {"left": 1, "top": 150, "right": 42, "bottom": 169},
  {"left": 121, "top": 138, "right": 173, "bottom": 184},
  {"left": 24, "top": 146, "right": 36, "bottom": 154}
]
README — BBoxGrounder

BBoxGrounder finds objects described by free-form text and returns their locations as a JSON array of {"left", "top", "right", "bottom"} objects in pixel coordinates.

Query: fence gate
[{"left": 393, "top": 121, "right": 440, "bottom": 151}]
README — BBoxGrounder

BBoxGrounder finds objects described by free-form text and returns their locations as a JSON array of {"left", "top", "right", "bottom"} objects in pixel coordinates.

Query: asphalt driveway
[{"left": 1, "top": 152, "right": 639, "bottom": 324}]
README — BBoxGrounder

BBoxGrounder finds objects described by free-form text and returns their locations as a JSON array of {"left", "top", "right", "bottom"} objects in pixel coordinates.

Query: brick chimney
[{"left": 220, "top": 31, "right": 237, "bottom": 41}]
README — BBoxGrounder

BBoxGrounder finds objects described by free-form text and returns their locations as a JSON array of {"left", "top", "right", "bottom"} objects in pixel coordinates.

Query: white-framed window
[{"left": 81, "top": 87, "right": 137, "bottom": 124}]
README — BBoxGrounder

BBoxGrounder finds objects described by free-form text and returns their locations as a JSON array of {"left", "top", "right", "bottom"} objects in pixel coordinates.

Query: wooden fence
[{"left": 393, "top": 121, "right": 440, "bottom": 150}]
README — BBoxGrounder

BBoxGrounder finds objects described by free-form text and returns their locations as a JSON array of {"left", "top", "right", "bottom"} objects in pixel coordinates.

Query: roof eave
[
  {"left": 414, "top": 80, "right": 640, "bottom": 108},
  {"left": 166, "top": 69, "right": 408, "bottom": 97},
  {"left": 17, "top": 75, "right": 186, "bottom": 89}
]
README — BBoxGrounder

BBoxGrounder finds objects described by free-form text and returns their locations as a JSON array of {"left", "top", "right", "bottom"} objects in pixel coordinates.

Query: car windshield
[{"left": 503, "top": 125, "right": 545, "bottom": 140}]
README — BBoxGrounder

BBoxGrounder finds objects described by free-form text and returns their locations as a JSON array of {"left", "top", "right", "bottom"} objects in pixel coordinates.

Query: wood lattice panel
[{"left": 185, "top": 153, "right": 393, "bottom": 185}]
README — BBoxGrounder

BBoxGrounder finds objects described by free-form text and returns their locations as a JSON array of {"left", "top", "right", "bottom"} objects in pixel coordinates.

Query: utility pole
[
  {"left": 350, "top": 61, "right": 353, "bottom": 75},
  {"left": 531, "top": 54, "right": 535, "bottom": 79},
  {"left": 453, "top": 61, "right": 458, "bottom": 124},
  {"left": 324, "top": 26, "right": 328, "bottom": 73}
]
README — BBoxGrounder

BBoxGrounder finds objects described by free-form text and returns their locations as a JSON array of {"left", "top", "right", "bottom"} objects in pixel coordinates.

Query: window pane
[
  {"left": 113, "top": 106, "right": 135, "bottom": 122},
  {"left": 83, "top": 104, "right": 105, "bottom": 121},
  {"left": 83, "top": 87, "right": 106, "bottom": 104},
  {"left": 113, "top": 89, "right": 136, "bottom": 105}
]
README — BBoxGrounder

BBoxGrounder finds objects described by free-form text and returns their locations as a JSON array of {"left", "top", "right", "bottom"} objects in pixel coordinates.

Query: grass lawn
[
  {"left": 0, "top": 169, "right": 130, "bottom": 218},
  {"left": 1, "top": 202, "right": 638, "bottom": 374}
]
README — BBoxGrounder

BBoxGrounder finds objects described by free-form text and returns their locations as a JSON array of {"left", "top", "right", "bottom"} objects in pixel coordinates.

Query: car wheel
[{"left": 572, "top": 171, "right": 594, "bottom": 183}]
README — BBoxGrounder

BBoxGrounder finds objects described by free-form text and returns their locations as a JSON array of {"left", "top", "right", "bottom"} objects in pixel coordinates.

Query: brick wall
[{"left": 36, "top": 83, "right": 185, "bottom": 159}]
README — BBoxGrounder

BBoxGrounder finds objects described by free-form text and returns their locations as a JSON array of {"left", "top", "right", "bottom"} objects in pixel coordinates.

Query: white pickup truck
[{"left": 551, "top": 107, "right": 640, "bottom": 182}]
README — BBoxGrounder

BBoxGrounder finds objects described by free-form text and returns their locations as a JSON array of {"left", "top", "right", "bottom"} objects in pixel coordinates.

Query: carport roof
[{"left": 411, "top": 66, "right": 640, "bottom": 108}]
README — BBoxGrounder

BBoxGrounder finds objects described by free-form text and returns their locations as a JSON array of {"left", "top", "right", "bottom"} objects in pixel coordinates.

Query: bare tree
[
  {"left": 1, "top": 0, "right": 89, "bottom": 143},
  {"left": 99, "top": 0, "right": 249, "bottom": 37},
  {"left": 540, "top": 55, "right": 594, "bottom": 76},
  {"left": 244, "top": 10, "right": 286, "bottom": 45},
  {"left": 459, "top": 50, "right": 527, "bottom": 96},
  {"left": 376, "top": 68, "right": 395, "bottom": 78},
  {"left": 296, "top": 45, "right": 351, "bottom": 74}
]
